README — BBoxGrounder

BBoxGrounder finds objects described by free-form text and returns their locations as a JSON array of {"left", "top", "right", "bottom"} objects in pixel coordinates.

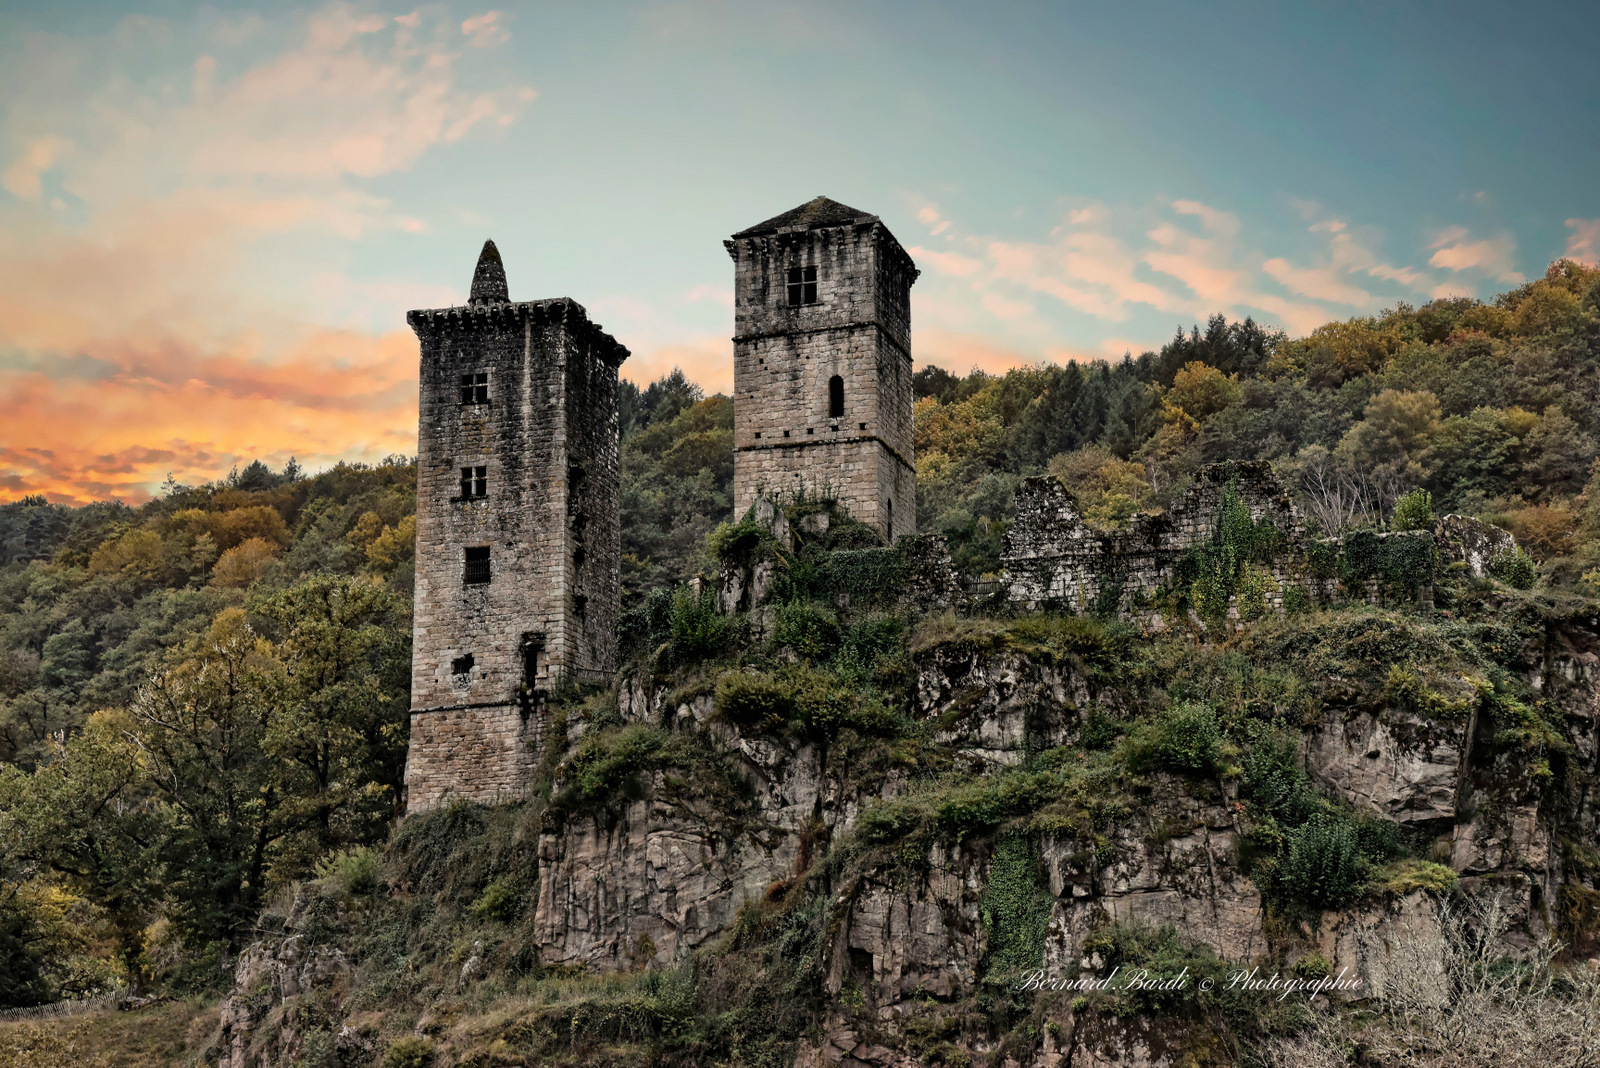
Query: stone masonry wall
[
  {"left": 405, "top": 289, "right": 627, "bottom": 813},
  {"left": 728, "top": 216, "right": 917, "bottom": 539},
  {"left": 403, "top": 705, "right": 539, "bottom": 812}
]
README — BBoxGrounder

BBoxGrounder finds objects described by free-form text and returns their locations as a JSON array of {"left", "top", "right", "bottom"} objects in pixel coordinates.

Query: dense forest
[{"left": 1, "top": 257, "right": 1598, "bottom": 1024}]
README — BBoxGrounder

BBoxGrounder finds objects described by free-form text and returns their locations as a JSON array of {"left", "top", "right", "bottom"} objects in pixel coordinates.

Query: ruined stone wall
[
  {"left": 728, "top": 219, "right": 916, "bottom": 539},
  {"left": 1002, "top": 460, "right": 1451, "bottom": 627},
  {"left": 1003, "top": 461, "right": 1306, "bottom": 620},
  {"left": 405, "top": 293, "right": 627, "bottom": 812}
]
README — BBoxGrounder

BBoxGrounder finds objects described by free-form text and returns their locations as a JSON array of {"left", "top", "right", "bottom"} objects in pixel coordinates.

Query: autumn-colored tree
[
  {"left": 1167, "top": 361, "right": 1242, "bottom": 422},
  {"left": 1337, "top": 389, "right": 1442, "bottom": 484}
]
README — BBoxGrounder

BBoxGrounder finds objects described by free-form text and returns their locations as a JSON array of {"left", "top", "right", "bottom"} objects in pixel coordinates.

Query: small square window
[
  {"left": 464, "top": 545, "right": 491, "bottom": 585},
  {"left": 459, "top": 465, "right": 487, "bottom": 499},
  {"left": 451, "top": 652, "right": 474, "bottom": 675},
  {"left": 459, "top": 372, "right": 488, "bottom": 404},
  {"left": 785, "top": 265, "right": 818, "bottom": 307}
]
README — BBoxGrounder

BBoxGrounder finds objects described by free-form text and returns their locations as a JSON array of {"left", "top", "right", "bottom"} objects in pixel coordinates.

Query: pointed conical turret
[{"left": 468, "top": 240, "right": 509, "bottom": 305}]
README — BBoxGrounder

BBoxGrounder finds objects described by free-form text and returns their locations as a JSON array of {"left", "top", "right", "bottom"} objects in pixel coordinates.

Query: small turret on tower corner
[{"left": 726, "top": 197, "right": 919, "bottom": 540}]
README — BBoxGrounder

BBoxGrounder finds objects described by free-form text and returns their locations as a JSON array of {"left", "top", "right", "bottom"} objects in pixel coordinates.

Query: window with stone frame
[
  {"left": 459, "top": 465, "right": 487, "bottom": 499},
  {"left": 459, "top": 372, "right": 489, "bottom": 404},
  {"left": 463, "top": 545, "right": 491, "bottom": 585},
  {"left": 828, "top": 374, "right": 845, "bottom": 418},
  {"left": 786, "top": 264, "right": 818, "bottom": 307}
]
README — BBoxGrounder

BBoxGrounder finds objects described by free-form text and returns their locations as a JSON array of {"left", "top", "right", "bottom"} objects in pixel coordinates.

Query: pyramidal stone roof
[
  {"left": 733, "top": 196, "right": 880, "bottom": 237},
  {"left": 468, "top": 239, "right": 510, "bottom": 305}
]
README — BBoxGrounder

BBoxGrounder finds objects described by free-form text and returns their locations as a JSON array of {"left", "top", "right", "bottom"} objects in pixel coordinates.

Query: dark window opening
[
  {"left": 859, "top": 422, "right": 867, "bottom": 430},
  {"left": 464, "top": 545, "right": 491, "bottom": 585},
  {"left": 573, "top": 593, "right": 588, "bottom": 618},
  {"left": 886, "top": 498, "right": 893, "bottom": 538},
  {"left": 459, "top": 372, "right": 488, "bottom": 404},
  {"left": 786, "top": 264, "right": 818, "bottom": 307},
  {"left": 573, "top": 545, "right": 586, "bottom": 568},
  {"left": 459, "top": 465, "right": 487, "bottom": 499},
  {"left": 828, "top": 374, "right": 844, "bottom": 418},
  {"left": 451, "top": 652, "right": 474, "bottom": 675},
  {"left": 520, "top": 633, "right": 542, "bottom": 688}
]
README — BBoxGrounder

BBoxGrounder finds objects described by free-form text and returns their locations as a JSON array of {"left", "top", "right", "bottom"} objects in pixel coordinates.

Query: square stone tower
[
  {"left": 726, "top": 197, "right": 919, "bottom": 539},
  {"left": 404, "top": 241, "right": 628, "bottom": 813}
]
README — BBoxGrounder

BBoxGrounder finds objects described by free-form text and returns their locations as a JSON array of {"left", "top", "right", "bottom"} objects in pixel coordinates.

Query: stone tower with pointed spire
[
  {"left": 726, "top": 197, "right": 919, "bottom": 538},
  {"left": 403, "top": 241, "right": 628, "bottom": 813}
]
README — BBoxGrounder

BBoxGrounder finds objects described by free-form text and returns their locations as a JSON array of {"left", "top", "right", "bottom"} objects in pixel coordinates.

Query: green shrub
[
  {"left": 1279, "top": 816, "right": 1364, "bottom": 909},
  {"left": 1391, "top": 489, "right": 1434, "bottom": 531},
  {"left": 1078, "top": 706, "right": 1125, "bottom": 750},
  {"left": 1307, "top": 539, "right": 1339, "bottom": 580},
  {"left": 470, "top": 873, "right": 523, "bottom": 923},
  {"left": 563, "top": 723, "right": 669, "bottom": 805},
  {"left": 1241, "top": 730, "right": 1324, "bottom": 827},
  {"left": 1004, "top": 613, "right": 1123, "bottom": 665},
  {"left": 669, "top": 585, "right": 730, "bottom": 662},
  {"left": 713, "top": 671, "right": 795, "bottom": 731},
  {"left": 772, "top": 600, "right": 839, "bottom": 659},
  {"left": 383, "top": 1036, "right": 435, "bottom": 1068},
  {"left": 1489, "top": 546, "right": 1536, "bottom": 589},
  {"left": 706, "top": 518, "right": 775, "bottom": 567},
  {"left": 1236, "top": 563, "right": 1277, "bottom": 622},
  {"left": 617, "top": 585, "right": 675, "bottom": 660},
  {"left": 1078, "top": 922, "right": 1236, "bottom": 1016},
  {"left": 1282, "top": 584, "right": 1311, "bottom": 614},
  {"left": 1293, "top": 952, "right": 1331, "bottom": 980},
  {"left": 1339, "top": 529, "right": 1381, "bottom": 586},
  {"left": 314, "top": 846, "right": 383, "bottom": 896},
  {"left": 836, "top": 613, "right": 905, "bottom": 671},
  {"left": 1128, "top": 701, "right": 1221, "bottom": 774}
]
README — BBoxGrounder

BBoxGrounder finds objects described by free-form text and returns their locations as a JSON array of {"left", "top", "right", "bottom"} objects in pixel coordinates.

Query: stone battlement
[{"left": 407, "top": 297, "right": 630, "bottom": 365}]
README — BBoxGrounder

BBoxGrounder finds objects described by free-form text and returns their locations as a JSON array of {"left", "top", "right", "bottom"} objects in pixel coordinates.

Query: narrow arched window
[{"left": 828, "top": 374, "right": 844, "bottom": 419}]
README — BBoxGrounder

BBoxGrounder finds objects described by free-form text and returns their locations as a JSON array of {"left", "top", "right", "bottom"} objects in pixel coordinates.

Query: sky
[{"left": 1, "top": 1, "right": 1597, "bottom": 504}]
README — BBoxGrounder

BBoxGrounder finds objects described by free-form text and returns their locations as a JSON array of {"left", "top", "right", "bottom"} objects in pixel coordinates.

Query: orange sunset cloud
[
  {"left": 0, "top": 4, "right": 530, "bottom": 504},
  {"left": 1, "top": 330, "right": 419, "bottom": 503}
]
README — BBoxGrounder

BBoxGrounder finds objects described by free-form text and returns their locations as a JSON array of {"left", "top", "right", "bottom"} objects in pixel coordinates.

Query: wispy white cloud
[
  {"left": 461, "top": 11, "right": 511, "bottom": 48},
  {"left": 1261, "top": 257, "right": 1372, "bottom": 306},
  {"left": 1427, "top": 226, "right": 1523, "bottom": 283},
  {"left": 1565, "top": 218, "right": 1600, "bottom": 267}
]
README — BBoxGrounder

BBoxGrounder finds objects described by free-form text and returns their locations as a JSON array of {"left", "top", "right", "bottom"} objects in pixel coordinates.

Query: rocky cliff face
[{"left": 215, "top": 591, "right": 1600, "bottom": 1068}]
